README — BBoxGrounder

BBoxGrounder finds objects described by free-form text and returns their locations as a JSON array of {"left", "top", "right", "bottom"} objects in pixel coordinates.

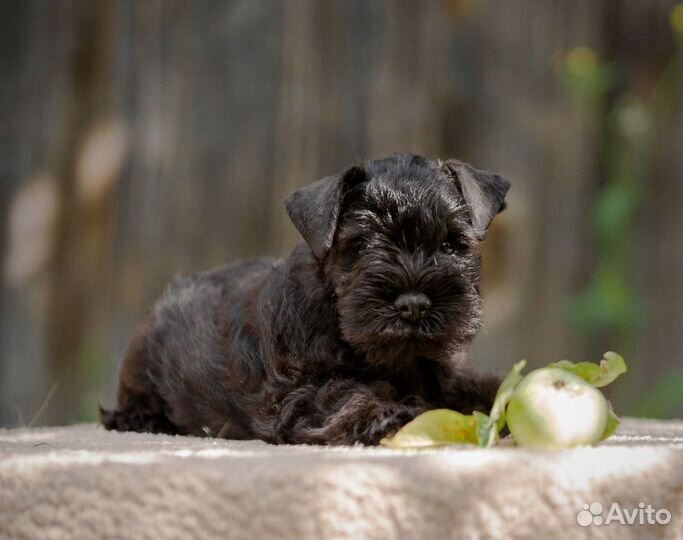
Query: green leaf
[
  {"left": 380, "top": 409, "right": 478, "bottom": 449},
  {"left": 476, "top": 360, "right": 527, "bottom": 448},
  {"left": 601, "top": 403, "right": 620, "bottom": 440},
  {"left": 473, "top": 411, "right": 493, "bottom": 448},
  {"left": 492, "top": 360, "right": 528, "bottom": 425},
  {"left": 548, "top": 351, "right": 627, "bottom": 388}
]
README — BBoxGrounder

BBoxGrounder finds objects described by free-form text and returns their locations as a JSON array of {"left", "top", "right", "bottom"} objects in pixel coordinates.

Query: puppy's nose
[{"left": 394, "top": 292, "right": 431, "bottom": 320}]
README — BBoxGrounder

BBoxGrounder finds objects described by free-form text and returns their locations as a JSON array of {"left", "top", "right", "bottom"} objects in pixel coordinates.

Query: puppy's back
[{"left": 102, "top": 257, "right": 278, "bottom": 438}]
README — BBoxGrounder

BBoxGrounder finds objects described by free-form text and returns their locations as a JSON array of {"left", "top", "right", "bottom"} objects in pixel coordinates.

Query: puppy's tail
[{"left": 99, "top": 405, "right": 117, "bottom": 430}]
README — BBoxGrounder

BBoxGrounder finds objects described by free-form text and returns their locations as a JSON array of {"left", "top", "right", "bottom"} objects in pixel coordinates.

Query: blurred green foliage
[
  {"left": 634, "top": 368, "right": 683, "bottom": 418},
  {"left": 561, "top": 4, "right": 683, "bottom": 417},
  {"left": 562, "top": 49, "right": 647, "bottom": 334}
]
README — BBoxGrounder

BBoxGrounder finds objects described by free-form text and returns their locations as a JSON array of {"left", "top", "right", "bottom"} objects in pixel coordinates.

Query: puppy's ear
[
  {"left": 443, "top": 159, "right": 510, "bottom": 240},
  {"left": 284, "top": 166, "right": 366, "bottom": 259}
]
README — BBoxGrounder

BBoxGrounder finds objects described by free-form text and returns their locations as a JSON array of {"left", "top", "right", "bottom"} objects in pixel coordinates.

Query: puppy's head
[{"left": 285, "top": 153, "right": 509, "bottom": 366}]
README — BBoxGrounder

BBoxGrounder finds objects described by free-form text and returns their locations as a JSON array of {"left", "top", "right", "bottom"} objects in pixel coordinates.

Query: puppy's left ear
[
  {"left": 284, "top": 166, "right": 366, "bottom": 259},
  {"left": 443, "top": 159, "right": 511, "bottom": 241}
]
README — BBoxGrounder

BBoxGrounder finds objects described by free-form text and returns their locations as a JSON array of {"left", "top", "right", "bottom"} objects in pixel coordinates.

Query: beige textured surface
[{"left": 1, "top": 418, "right": 682, "bottom": 540}]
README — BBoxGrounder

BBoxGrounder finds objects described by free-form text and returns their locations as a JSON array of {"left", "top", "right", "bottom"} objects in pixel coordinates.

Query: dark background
[{"left": 1, "top": 0, "right": 682, "bottom": 427}]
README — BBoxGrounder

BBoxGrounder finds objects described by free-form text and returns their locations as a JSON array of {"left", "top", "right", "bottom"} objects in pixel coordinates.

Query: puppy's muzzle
[{"left": 394, "top": 292, "right": 431, "bottom": 321}]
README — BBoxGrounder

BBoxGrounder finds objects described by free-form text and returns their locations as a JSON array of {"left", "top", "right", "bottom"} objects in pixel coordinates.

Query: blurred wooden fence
[{"left": 1, "top": 0, "right": 681, "bottom": 425}]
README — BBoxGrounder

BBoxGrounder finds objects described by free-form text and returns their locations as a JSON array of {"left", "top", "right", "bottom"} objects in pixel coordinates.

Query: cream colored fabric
[{"left": 1, "top": 418, "right": 681, "bottom": 540}]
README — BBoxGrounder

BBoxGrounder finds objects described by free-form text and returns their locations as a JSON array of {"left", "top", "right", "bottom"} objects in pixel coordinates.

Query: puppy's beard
[
  {"left": 332, "top": 254, "right": 483, "bottom": 367},
  {"left": 337, "top": 300, "right": 479, "bottom": 367},
  {"left": 351, "top": 333, "right": 462, "bottom": 368}
]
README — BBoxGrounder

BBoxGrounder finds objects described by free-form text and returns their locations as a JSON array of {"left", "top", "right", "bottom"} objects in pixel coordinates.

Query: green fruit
[{"left": 507, "top": 367, "right": 609, "bottom": 449}]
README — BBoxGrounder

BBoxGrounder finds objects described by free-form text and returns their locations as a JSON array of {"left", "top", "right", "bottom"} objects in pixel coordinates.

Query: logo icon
[{"left": 577, "top": 502, "right": 603, "bottom": 526}]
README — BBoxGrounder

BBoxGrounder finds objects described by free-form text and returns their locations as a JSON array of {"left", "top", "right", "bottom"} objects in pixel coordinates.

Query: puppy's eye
[
  {"left": 440, "top": 240, "right": 467, "bottom": 255},
  {"left": 440, "top": 242, "right": 455, "bottom": 255}
]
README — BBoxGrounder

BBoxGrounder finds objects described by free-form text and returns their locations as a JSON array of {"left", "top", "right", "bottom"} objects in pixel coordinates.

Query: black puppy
[{"left": 101, "top": 154, "right": 510, "bottom": 445}]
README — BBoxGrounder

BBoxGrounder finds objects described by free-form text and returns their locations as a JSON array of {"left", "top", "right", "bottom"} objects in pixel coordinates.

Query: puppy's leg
[
  {"left": 100, "top": 322, "right": 179, "bottom": 435},
  {"left": 440, "top": 368, "right": 504, "bottom": 415},
  {"left": 272, "top": 380, "right": 428, "bottom": 445}
]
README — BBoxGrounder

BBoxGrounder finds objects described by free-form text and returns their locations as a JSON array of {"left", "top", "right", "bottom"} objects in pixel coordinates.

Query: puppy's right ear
[{"left": 284, "top": 166, "right": 366, "bottom": 259}]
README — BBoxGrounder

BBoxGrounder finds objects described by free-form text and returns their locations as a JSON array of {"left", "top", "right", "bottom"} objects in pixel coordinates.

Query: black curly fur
[{"left": 101, "top": 153, "right": 510, "bottom": 445}]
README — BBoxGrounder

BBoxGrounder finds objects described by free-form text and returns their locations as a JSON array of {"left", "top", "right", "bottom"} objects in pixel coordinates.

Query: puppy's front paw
[{"left": 359, "top": 404, "right": 425, "bottom": 445}]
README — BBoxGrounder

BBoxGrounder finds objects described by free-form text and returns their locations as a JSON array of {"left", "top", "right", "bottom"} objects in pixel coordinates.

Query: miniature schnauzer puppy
[{"left": 101, "top": 153, "right": 510, "bottom": 445}]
